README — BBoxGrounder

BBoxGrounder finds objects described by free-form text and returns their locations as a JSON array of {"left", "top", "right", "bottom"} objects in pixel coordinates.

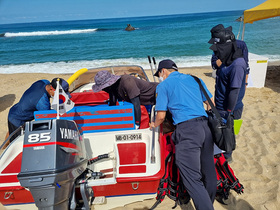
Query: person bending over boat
[
  {"left": 5, "top": 78, "right": 70, "bottom": 144},
  {"left": 92, "top": 70, "right": 158, "bottom": 129},
  {"left": 150, "top": 59, "right": 216, "bottom": 210}
]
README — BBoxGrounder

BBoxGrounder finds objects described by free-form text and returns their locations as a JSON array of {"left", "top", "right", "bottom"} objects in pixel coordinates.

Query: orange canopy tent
[{"left": 241, "top": 0, "right": 280, "bottom": 39}]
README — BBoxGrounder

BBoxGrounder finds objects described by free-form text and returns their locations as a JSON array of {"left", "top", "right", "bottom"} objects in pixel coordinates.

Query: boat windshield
[{"left": 69, "top": 65, "right": 149, "bottom": 92}]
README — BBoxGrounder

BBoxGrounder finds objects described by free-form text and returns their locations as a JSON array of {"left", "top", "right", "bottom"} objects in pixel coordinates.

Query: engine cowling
[{"left": 17, "top": 119, "right": 88, "bottom": 210}]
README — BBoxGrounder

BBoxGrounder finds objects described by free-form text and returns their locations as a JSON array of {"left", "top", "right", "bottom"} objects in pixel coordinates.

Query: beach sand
[{"left": 1, "top": 64, "right": 280, "bottom": 210}]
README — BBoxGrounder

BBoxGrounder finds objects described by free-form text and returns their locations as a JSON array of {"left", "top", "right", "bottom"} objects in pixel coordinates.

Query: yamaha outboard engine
[{"left": 17, "top": 119, "right": 90, "bottom": 210}]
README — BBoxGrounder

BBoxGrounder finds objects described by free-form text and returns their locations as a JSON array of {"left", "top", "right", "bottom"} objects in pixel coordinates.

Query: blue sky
[{"left": 0, "top": 0, "right": 265, "bottom": 24}]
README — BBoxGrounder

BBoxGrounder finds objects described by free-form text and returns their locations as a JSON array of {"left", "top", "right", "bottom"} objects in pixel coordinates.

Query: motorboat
[
  {"left": 0, "top": 65, "right": 166, "bottom": 210},
  {"left": 0, "top": 65, "right": 244, "bottom": 209}
]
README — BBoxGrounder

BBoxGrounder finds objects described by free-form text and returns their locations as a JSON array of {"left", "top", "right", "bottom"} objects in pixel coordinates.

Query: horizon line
[{"left": 0, "top": 9, "right": 244, "bottom": 26}]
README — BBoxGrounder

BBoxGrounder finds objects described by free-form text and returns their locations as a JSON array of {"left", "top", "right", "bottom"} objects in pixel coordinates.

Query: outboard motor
[{"left": 17, "top": 119, "right": 90, "bottom": 210}]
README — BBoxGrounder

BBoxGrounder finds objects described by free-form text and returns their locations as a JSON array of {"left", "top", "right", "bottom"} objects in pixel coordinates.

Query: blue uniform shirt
[
  {"left": 215, "top": 57, "right": 247, "bottom": 111},
  {"left": 155, "top": 72, "right": 212, "bottom": 125},
  {"left": 8, "top": 80, "right": 51, "bottom": 127}
]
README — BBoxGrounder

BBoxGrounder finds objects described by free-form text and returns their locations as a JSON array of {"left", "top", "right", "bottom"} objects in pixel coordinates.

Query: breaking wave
[
  {"left": 3, "top": 28, "right": 98, "bottom": 37},
  {"left": 0, "top": 56, "right": 212, "bottom": 74},
  {"left": 1, "top": 54, "right": 279, "bottom": 75}
]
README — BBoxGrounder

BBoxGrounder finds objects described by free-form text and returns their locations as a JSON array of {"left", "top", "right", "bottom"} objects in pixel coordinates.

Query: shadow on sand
[
  {"left": 264, "top": 65, "right": 280, "bottom": 93},
  {"left": 204, "top": 72, "right": 213, "bottom": 78},
  {"left": 217, "top": 193, "right": 254, "bottom": 210},
  {"left": 205, "top": 65, "right": 280, "bottom": 94},
  {"left": 0, "top": 94, "right": 15, "bottom": 112}
]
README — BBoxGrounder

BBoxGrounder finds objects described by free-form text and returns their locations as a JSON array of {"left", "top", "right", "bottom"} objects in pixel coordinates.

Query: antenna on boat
[
  {"left": 152, "top": 57, "right": 157, "bottom": 71},
  {"left": 151, "top": 105, "right": 156, "bottom": 163},
  {"left": 148, "top": 56, "right": 156, "bottom": 82},
  {"left": 152, "top": 57, "right": 160, "bottom": 83},
  {"left": 55, "top": 79, "right": 60, "bottom": 119}
]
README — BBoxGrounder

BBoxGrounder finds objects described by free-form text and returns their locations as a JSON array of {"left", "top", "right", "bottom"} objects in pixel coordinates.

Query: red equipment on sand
[
  {"left": 214, "top": 153, "right": 244, "bottom": 201},
  {"left": 150, "top": 133, "right": 190, "bottom": 209},
  {"left": 151, "top": 133, "right": 244, "bottom": 209}
]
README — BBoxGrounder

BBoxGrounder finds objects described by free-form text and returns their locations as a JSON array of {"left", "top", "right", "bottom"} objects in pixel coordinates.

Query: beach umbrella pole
[{"left": 241, "top": 23, "right": 246, "bottom": 41}]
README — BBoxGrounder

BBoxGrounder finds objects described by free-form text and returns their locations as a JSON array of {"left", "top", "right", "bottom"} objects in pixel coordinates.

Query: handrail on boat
[
  {"left": 150, "top": 105, "right": 156, "bottom": 164},
  {"left": 0, "top": 125, "right": 24, "bottom": 151},
  {"left": 68, "top": 65, "right": 150, "bottom": 92},
  {"left": 67, "top": 68, "right": 88, "bottom": 86}
]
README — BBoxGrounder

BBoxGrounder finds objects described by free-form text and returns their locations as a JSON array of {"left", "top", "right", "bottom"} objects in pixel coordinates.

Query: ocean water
[{"left": 0, "top": 10, "right": 279, "bottom": 74}]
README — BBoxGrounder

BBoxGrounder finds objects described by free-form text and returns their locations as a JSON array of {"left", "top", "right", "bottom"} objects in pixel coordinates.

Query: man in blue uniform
[
  {"left": 150, "top": 59, "right": 216, "bottom": 210},
  {"left": 209, "top": 24, "right": 247, "bottom": 160},
  {"left": 6, "top": 78, "right": 70, "bottom": 143}
]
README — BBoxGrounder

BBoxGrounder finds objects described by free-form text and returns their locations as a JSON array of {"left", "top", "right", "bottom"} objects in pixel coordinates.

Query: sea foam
[
  {"left": 0, "top": 56, "right": 212, "bottom": 74},
  {"left": 4, "top": 29, "right": 98, "bottom": 37},
  {"left": 1, "top": 54, "right": 279, "bottom": 74}
]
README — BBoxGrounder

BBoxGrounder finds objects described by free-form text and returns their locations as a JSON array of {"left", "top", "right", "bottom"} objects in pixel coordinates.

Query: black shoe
[{"left": 226, "top": 156, "right": 233, "bottom": 163}]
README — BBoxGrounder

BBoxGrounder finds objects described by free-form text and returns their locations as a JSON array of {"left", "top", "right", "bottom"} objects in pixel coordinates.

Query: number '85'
[{"left": 28, "top": 132, "right": 51, "bottom": 143}]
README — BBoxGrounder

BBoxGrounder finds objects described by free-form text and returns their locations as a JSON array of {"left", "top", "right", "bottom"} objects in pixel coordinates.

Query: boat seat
[
  {"left": 34, "top": 101, "right": 150, "bottom": 132},
  {"left": 71, "top": 90, "right": 109, "bottom": 106},
  {"left": 37, "top": 88, "right": 150, "bottom": 130},
  {"left": 35, "top": 102, "right": 135, "bottom": 133}
]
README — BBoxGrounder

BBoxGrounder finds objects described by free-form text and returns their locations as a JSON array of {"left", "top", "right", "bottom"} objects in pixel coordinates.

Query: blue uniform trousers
[{"left": 172, "top": 117, "right": 216, "bottom": 210}]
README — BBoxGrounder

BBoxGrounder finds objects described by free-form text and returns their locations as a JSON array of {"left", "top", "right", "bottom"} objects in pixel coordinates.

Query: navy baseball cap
[
  {"left": 51, "top": 78, "right": 71, "bottom": 98},
  {"left": 154, "top": 59, "right": 178, "bottom": 77}
]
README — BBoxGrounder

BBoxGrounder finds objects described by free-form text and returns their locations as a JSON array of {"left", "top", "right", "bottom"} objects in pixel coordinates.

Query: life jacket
[
  {"left": 214, "top": 153, "right": 244, "bottom": 201},
  {"left": 150, "top": 133, "right": 190, "bottom": 209}
]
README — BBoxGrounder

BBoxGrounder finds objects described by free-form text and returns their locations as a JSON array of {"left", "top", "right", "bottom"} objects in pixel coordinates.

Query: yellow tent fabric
[{"left": 244, "top": 0, "right": 280, "bottom": 24}]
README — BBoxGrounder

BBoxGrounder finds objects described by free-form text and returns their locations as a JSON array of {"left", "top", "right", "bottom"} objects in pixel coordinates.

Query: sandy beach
[{"left": 1, "top": 63, "right": 280, "bottom": 210}]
